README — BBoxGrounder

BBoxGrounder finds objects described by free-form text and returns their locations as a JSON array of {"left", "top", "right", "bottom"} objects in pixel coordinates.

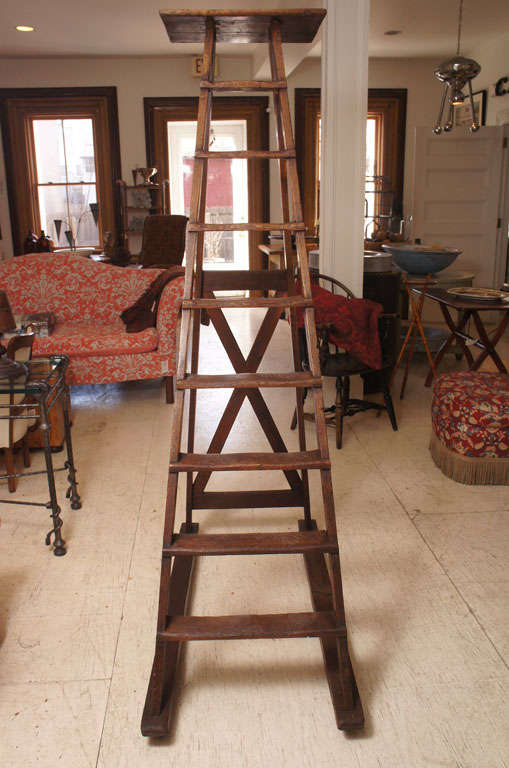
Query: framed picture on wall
[{"left": 454, "top": 89, "right": 487, "bottom": 127}]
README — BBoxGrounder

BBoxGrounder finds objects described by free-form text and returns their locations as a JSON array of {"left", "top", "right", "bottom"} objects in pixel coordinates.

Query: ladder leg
[
  {"left": 142, "top": 19, "right": 216, "bottom": 735},
  {"left": 269, "top": 26, "right": 311, "bottom": 522},
  {"left": 270, "top": 20, "right": 363, "bottom": 728}
]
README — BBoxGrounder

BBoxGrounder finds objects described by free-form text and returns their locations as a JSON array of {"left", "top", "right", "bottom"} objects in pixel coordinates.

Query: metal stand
[{"left": 0, "top": 355, "right": 81, "bottom": 556}]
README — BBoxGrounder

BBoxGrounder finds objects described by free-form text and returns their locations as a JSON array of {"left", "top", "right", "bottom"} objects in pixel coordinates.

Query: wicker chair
[
  {"left": 140, "top": 214, "right": 188, "bottom": 269},
  {"left": 291, "top": 273, "right": 398, "bottom": 449}
]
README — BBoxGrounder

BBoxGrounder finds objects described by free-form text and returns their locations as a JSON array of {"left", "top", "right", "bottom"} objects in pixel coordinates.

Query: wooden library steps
[{"left": 142, "top": 8, "right": 364, "bottom": 739}]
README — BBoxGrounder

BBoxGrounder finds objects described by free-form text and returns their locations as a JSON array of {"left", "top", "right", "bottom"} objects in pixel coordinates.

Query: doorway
[
  {"left": 144, "top": 96, "right": 269, "bottom": 270},
  {"left": 167, "top": 119, "right": 249, "bottom": 270}
]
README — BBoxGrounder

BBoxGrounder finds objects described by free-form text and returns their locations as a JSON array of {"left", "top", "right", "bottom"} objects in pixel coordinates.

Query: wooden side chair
[
  {"left": 291, "top": 273, "right": 398, "bottom": 449},
  {"left": 0, "top": 334, "right": 36, "bottom": 492},
  {"left": 140, "top": 214, "right": 188, "bottom": 269}
]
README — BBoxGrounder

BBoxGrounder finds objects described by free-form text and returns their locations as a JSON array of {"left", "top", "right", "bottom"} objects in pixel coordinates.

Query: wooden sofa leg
[
  {"left": 4, "top": 448, "right": 17, "bottom": 493},
  {"left": 165, "top": 376, "right": 174, "bottom": 404}
]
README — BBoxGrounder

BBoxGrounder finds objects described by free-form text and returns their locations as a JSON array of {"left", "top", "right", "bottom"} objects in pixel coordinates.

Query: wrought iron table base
[{"left": 0, "top": 355, "right": 80, "bottom": 556}]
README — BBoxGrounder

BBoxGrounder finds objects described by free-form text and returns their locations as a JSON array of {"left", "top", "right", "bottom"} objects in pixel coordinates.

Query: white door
[{"left": 412, "top": 126, "right": 508, "bottom": 288}]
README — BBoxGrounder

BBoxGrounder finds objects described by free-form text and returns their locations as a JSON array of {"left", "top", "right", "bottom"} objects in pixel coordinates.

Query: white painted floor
[{"left": 1, "top": 311, "right": 508, "bottom": 768}]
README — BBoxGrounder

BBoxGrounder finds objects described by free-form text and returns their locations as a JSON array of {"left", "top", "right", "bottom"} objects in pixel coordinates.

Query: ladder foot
[{"left": 300, "top": 520, "right": 364, "bottom": 730}]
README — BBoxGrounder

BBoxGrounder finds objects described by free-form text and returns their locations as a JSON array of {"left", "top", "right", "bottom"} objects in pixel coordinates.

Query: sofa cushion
[{"left": 33, "top": 322, "right": 158, "bottom": 358}]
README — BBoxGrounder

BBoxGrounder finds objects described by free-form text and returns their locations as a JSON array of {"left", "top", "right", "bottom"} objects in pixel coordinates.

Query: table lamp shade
[{"left": 0, "top": 291, "right": 15, "bottom": 333}]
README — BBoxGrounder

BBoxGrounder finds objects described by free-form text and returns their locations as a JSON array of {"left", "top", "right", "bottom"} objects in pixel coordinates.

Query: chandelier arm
[
  {"left": 444, "top": 100, "right": 454, "bottom": 132},
  {"left": 434, "top": 84, "right": 449, "bottom": 134},
  {"left": 467, "top": 79, "right": 480, "bottom": 132}
]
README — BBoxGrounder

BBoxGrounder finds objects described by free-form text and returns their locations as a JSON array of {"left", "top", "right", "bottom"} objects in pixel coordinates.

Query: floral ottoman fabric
[{"left": 430, "top": 371, "right": 509, "bottom": 485}]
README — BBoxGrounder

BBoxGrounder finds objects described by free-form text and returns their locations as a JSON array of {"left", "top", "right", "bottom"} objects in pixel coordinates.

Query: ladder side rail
[
  {"left": 268, "top": 22, "right": 311, "bottom": 522},
  {"left": 186, "top": 21, "right": 217, "bottom": 527},
  {"left": 146, "top": 18, "right": 217, "bottom": 723},
  {"left": 269, "top": 23, "right": 328, "bottom": 455}
]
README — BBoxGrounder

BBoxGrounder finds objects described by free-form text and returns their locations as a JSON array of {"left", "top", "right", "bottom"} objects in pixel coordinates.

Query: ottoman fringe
[{"left": 429, "top": 433, "right": 509, "bottom": 486}]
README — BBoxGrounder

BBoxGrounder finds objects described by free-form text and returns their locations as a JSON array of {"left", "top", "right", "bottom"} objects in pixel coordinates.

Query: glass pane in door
[{"left": 167, "top": 120, "right": 249, "bottom": 269}]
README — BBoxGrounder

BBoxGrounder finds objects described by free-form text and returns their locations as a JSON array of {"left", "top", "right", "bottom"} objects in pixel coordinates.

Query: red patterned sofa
[{"left": 0, "top": 253, "right": 184, "bottom": 402}]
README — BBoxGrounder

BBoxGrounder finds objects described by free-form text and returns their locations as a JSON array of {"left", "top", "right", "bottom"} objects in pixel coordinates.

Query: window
[
  {"left": 0, "top": 88, "right": 121, "bottom": 255},
  {"left": 295, "top": 88, "right": 407, "bottom": 236},
  {"left": 32, "top": 118, "right": 99, "bottom": 248}
]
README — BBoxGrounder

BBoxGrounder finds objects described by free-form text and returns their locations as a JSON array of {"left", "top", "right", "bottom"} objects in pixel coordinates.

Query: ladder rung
[
  {"left": 177, "top": 372, "right": 321, "bottom": 390},
  {"left": 188, "top": 222, "right": 305, "bottom": 232},
  {"left": 169, "top": 450, "right": 329, "bottom": 473},
  {"left": 203, "top": 269, "right": 288, "bottom": 292},
  {"left": 181, "top": 296, "right": 313, "bottom": 310},
  {"left": 158, "top": 611, "right": 346, "bottom": 642},
  {"left": 195, "top": 150, "right": 295, "bottom": 160},
  {"left": 192, "top": 489, "right": 303, "bottom": 509},
  {"left": 201, "top": 80, "right": 287, "bottom": 91},
  {"left": 165, "top": 530, "right": 338, "bottom": 557}
]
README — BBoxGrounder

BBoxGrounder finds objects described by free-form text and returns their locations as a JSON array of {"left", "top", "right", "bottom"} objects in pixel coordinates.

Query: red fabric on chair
[{"left": 296, "top": 280, "right": 383, "bottom": 370}]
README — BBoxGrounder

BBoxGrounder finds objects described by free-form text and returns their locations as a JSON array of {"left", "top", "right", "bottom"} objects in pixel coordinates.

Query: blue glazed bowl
[{"left": 381, "top": 244, "right": 462, "bottom": 275}]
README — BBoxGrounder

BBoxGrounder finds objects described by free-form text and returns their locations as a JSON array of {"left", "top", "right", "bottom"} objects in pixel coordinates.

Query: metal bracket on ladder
[{"left": 141, "top": 8, "right": 364, "bottom": 738}]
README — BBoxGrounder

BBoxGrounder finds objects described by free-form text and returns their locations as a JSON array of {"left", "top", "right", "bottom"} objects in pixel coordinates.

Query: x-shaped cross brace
[{"left": 192, "top": 293, "right": 304, "bottom": 497}]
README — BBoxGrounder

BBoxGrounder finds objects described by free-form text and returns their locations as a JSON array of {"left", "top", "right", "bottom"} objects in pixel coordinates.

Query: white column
[{"left": 319, "top": 0, "right": 370, "bottom": 296}]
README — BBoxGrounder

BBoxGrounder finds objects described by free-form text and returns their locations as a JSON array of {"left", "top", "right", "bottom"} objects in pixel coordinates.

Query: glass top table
[{"left": 0, "top": 354, "right": 81, "bottom": 556}]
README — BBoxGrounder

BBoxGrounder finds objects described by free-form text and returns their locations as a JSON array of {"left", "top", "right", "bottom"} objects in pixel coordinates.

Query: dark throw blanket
[
  {"left": 296, "top": 279, "right": 383, "bottom": 370},
  {"left": 120, "top": 267, "right": 185, "bottom": 333}
]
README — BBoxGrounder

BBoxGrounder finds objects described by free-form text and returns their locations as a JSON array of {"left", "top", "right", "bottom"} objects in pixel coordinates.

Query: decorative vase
[{"left": 135, "top": 167, "right": 157, "bottom": 185}]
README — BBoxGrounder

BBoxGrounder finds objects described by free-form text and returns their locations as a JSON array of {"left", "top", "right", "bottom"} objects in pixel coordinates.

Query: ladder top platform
[{"left": 160, "top": 8, "right": 326, "bottom": 43}]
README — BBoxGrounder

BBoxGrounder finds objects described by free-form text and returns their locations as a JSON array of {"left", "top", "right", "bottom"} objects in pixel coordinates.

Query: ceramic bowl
[{"left": 381, "top": 243, "right": 461, "bottom": 275}]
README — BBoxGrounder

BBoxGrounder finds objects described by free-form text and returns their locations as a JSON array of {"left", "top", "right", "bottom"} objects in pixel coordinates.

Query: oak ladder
[{"left": 142, "top": 8, "right": 364, "bottom": 737}]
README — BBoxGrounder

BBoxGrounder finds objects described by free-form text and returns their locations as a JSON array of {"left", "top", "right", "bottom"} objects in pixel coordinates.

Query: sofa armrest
[{"left": 155, "top": 275, "right": 185, "bottom": 356}]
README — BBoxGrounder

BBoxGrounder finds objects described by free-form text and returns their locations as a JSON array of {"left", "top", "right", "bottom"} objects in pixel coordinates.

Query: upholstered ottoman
[{"left": 430, "top": 372, "right": 509, "bottom": 485}]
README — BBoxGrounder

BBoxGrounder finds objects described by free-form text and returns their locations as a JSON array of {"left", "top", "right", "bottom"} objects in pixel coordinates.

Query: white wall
[
  {"left": 468, "top": 31, "right": 509, "bottom": 126},
  {"left": 0, "top": 55, "right": 251, "bottom": 259}
]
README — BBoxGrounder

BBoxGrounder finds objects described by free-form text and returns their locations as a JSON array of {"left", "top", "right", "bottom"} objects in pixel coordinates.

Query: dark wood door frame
[{"left": 144, "top": 96, "right": 269, "bottom": 270}]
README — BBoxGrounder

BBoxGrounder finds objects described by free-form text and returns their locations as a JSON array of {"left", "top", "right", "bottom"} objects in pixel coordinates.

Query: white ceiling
[{"left": 1, "top": 0, "right": 507, "bottom": 59}]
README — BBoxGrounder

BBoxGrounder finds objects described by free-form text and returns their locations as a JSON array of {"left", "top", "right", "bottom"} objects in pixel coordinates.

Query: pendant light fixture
[{"left": 433, "top": 0, "right": 481, "bottom": 134}]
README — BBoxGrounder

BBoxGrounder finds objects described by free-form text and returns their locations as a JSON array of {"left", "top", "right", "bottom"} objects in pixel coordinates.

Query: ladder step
[
  {"left": 201, "top": 80, "right": 287, "bottom": 91},
  {"left": 165, "top": 530, "right": 338, "bottom": 557},
  {"left": 158, "top": 611, "right": 346, "bottom": 642},
  {"left": 181, "top": 296, "right": 313, "bottom": 310},
  {"left": 169, "top": 450, "right": 330, "bottom": 473},
  {"left": 177, "top": 372, "right": 321, "bottom": 390},
  {"left": 203, "top": 269, "right": 288, "bottom": 292},
  {"left": 195, "top": 150, "right": 295, "bottom": 159},
  {"left": 188, "top": 222, "right": 305, "bottom": 232},
  {"left": 192, "top": 489, "right": 303, "bottom": 509}
]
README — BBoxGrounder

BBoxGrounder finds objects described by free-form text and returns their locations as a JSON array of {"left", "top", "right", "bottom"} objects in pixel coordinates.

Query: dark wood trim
[
  {"left": 295, "top": 87, "right": 407, "bottom": 229},
  {"left": 295, "top": 88, "right": 320, "bottom": 233},
  {"left": 0, "top": 87, "right": 122, "bottom": 255},
  {"left": 144, "top": 96, "right": 269, "bottom": 270},
  {"left": 367, "top": 88, "right": 407, "bottom": 219}
]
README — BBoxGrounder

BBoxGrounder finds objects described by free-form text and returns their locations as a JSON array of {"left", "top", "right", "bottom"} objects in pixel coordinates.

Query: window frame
[
  {"left": 0, "top": 87, "right": 121, "bottom": 255},
  {"left": 295, "top": 87, "right": 407, "bottom": 232}
]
